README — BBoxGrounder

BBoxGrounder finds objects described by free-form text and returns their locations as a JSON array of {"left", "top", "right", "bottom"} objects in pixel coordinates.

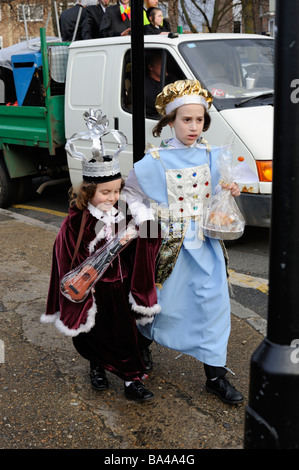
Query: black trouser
[
  {"left": 204, "top": 364, "right": 227, "bottom": 379},
  {"left": 137, "top": 330, "right": 153, "bottom": 350},
  {"left": 138, "top": 331, "right": 226, "bottom": 379}
]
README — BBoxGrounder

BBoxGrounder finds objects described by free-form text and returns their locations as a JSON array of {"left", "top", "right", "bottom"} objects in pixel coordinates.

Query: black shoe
[
  {"left": 206, "top": 376, "right": 244, "bottom": 405},
  {"left": 124, "top": 381, "right": 154, "bottom": 401},
  {"left": 141, "top": 347, "right": 153, "bottom": 372},
  {"left": 90, "top": 366, "right": 109, "bottom": 391}
]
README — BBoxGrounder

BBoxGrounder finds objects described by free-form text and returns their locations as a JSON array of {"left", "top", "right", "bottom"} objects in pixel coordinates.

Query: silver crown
[{"left": 65, "top": 109, "right": 127, "bottom": 179}]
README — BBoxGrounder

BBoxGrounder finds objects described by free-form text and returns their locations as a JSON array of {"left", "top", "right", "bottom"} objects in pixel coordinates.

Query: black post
[
  {"left": 130, "top": 0, "right": 145, "bottom": 163},
  {"left": 244, "top": 0, "right": 299, "bottom": 449}
]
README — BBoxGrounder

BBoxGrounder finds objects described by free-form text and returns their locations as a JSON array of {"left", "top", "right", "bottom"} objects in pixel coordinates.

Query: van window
[
  {"left": 121, "top": 48, "right": 185, "bottom": 119},
  {"left": 70, "top": 51, "right": 106, "bottom": 106},
  {"left": 179, "top": 38, "right": 274, "bottom": 110}
]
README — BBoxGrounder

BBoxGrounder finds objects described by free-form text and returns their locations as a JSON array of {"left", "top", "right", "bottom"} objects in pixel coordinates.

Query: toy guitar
[{"left": 60, "top": 225, "right": 138, "bottom": 303}]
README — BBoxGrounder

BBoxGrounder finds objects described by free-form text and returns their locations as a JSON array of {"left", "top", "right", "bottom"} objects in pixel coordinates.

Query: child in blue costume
[{"left": 123, "top": 79, "right": 244, "bottom": 405}]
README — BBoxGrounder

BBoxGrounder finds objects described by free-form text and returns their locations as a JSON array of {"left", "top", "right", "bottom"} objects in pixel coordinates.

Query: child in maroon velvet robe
[{"left": 41, "top": 168, "right": 156, "bottom": 402}]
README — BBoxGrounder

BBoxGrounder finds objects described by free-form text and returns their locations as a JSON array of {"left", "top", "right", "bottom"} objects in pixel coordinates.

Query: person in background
[
  {"left": 144, "top": 7, "right": 169, "bottom": 35},
  {"left": 143, "top": 0, "right": 170, "bottom": 32},
  {"left": 100, "top": 0, "right": 131, "bottom": 37},
  {"left": 82, "top": 0, "right": 110, "bottom": 39},
  {"left": 145, "top": 50, "right": 176, "bottom": 118},
  {"left": 59, "top": 0, "right": 88, "bottom": 42}
]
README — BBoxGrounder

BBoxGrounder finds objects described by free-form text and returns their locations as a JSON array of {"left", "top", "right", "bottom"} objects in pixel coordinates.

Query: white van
[{"left": 65, "top": 33, "right": 274, "bottom": 227}]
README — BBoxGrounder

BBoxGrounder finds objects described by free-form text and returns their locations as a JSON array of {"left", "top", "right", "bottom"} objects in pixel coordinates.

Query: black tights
[{"left": 137, "top": 330, "right": 153, "bottom": 350}]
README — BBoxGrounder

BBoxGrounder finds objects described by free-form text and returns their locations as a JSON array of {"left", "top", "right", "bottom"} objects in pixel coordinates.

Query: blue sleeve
[{"left": 134, "top": 152, "right": 169, "bottom": 205}]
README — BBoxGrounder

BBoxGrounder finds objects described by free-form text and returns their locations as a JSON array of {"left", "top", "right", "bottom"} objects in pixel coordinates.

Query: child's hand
[{"left": 221, "top": 182, "right": 240, "bottom": 197}]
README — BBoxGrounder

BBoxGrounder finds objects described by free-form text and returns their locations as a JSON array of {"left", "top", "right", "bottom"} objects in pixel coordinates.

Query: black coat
[
  {"left": 82, "top": 4, "right": 106, "bottom": 39},
  {"left": 100, "top": 4, "right": 131, "bottom": 37},
  {"left": 144, "top": 23, "right": 168, "bottom": 35},
  {"left": 59, "top": 4, "right": 86, "bottom": 41}
]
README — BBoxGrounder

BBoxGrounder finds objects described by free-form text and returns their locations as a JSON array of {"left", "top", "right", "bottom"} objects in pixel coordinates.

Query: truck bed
[{"left": 0, "top": 94, "right": 65, "bottom": 153}]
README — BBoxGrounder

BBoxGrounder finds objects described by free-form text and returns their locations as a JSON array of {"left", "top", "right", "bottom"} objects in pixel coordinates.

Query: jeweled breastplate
[{"left": 165, "top": 164, "right": 211, "bottom": 220}]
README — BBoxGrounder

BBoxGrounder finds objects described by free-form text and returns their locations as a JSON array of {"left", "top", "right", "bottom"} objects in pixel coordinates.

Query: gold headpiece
[{"left": 155, "top": 79, "right": 213, "bottom": 116}]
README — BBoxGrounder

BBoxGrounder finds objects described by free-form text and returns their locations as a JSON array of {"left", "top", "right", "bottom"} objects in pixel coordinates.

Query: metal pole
[
  {"left": 130, "top": 0, "right": 145, "bottom": 163},
  {"left": 22, "top": 5, "right": 29, "bottom": 48},
  {"left": 244, "top": 0, "right": 299, "bottom": 449},
  {"left": 72, "top": 7, "right": 83, "bottom": 42},
  {"left": 54, "top": 1, "right": 62, "bottom": 41}
]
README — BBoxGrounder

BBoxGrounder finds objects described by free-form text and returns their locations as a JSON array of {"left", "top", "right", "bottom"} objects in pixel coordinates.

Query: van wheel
[{"left": 0, "top": 158, "right": 16, "bottom": 208}]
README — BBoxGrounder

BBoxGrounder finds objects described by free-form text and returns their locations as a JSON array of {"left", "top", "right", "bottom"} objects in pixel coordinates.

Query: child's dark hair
[
  {"left": 68, "top": 178, "right": 125, "bottom": 210},
  {"left": 152, "top": 108, "right": 211, "bottom": 138},
  {"left": 147, "top": 7, "right": 162, "bottom": 24}
]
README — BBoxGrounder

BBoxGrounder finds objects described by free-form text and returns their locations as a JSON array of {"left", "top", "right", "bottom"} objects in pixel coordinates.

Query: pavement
[{"left": 0, "top": 207, "right": 267, "bottom": 454}]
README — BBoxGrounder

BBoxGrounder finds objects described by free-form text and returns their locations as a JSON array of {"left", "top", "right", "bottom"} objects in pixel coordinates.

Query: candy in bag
[{"left": 203, "top": 147, "right": 245, "bottom": 240}]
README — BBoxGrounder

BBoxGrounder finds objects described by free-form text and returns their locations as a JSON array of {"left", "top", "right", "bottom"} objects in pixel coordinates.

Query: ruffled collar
[
  {"left": 87, "top": 203, "right": 125, "bottom": 251},
  {"left": 161, "top": 136, "right": 207, "bottom": 149},
  {"left": 87, "top": 203, "right": 124, "bottom": 223}
]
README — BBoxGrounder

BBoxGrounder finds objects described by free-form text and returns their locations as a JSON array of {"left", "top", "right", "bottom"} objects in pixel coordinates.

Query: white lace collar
[
  {"left": 87, "top": 203, "right": 125, "bottom": 253},
  {"left": 87, "top": 203, "right": 123, "bottom": 222}
]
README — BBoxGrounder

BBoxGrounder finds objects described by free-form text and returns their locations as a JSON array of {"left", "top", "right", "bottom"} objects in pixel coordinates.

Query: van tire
[{"left": 0, "top": 158, "right": 16, "bottom": 208}]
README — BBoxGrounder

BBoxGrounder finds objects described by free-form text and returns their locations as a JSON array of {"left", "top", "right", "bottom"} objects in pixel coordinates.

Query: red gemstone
[
  {"left": 179, "top": 197, "right": 183, "bottom": 201},
  {"left": 206, "top": 193, "right": 209, "bottom": 197},
  {"left": 205, "top": 181, "right": 209, "bottom": 185}
]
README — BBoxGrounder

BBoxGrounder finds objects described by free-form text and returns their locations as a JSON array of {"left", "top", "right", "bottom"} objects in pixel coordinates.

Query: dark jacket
[
  {"left": 82, "top": 4, "right": 106, "bottom": 39},
  {"left": 144, "top": 23, "right": 168, "bottom": 35},
  {"left": 100, "top": 4, "right": 131, "bottom": 37},
  {"left": 59, "top": 4, "right": 86, "bottom": 41}
]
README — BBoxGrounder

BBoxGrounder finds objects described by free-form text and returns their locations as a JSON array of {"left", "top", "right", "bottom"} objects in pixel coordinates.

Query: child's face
[
  {"left": 90, "top": 178, "right": 122, "bottom": 212},
  {"left": 153, "top": 11, "right": 163, "bottom": 26},
  {"left": 170, "top": 104, "right": 206, "bottom": 146}
]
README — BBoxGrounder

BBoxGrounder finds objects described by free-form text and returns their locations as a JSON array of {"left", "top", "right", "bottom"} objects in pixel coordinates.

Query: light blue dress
[{"left": 124, "top": 138, "right": 231, "bottom": 367}]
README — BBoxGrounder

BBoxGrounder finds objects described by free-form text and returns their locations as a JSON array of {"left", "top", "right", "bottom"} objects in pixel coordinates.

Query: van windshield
[{"left": 179, "top": 38, "right": 274, "bottom": 110}]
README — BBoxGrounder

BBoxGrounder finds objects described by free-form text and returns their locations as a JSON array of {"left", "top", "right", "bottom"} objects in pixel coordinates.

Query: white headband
[{"left": 165, "top": 95, "right": 208, "bottom": 114}]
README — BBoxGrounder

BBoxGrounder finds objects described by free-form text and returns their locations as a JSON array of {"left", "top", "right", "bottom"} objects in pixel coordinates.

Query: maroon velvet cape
[{"left": 41, "top": 202, "right": 158, "bottom": 381}]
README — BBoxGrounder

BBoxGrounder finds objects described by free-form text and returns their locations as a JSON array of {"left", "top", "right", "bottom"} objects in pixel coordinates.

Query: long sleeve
[
  {"left": 81, "top": 9, "right": 95, "bottom": 39},
  {"left": 123, "top": 170, "right": 162, "bottom": 325},
  {"left": 121, "top": 169, "right": 155, "bottom": 226}
]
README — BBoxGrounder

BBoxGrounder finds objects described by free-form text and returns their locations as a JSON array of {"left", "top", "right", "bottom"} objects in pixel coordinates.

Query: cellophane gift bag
[{"left": 203, "top": 147, "right": 245, "bottom": 240}]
